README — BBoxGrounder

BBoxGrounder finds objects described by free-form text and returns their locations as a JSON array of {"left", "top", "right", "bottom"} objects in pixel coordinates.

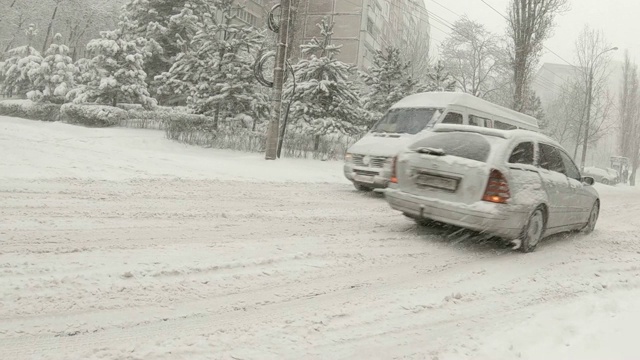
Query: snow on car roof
[
  {"left": 433, "top": 124, "right": 562, "bottom": 147},
  {"left": 390, "top": 92, "right": 539, "bottom": 128}
]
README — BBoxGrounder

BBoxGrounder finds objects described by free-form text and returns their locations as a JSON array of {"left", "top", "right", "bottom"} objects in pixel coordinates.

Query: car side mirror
[{"left": 582, "top": 176, "right": 595, "bottom": 186}]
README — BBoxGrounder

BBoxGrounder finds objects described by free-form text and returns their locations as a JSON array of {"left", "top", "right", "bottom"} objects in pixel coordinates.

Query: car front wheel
[
  {"left": 582, "top": 201, "right": 599, "bottom": 234},
  {"left": 519, "top": 207, "right": 546, "bottom": 253}
]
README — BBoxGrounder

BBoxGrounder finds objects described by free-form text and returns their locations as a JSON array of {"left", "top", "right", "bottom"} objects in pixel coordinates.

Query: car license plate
[
  {"left": 354, "top": 174, "right": 375, "bottom": 184},
  {"left": 416, "top": 173, "right": 458, "bottom": 191}
]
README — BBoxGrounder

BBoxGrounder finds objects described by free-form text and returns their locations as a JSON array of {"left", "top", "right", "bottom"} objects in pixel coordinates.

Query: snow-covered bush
[
  {"left": 60, "top": 103, "right": 128, "bottom": 127},
  {"left": 68, "top": 28, "right": 157, "bottom": 110},
  {"left": 123, "top": 107, "right": 210, "bottom": 129},
  {"left": 164, "top": 113, "right": 218, "bottom": 144},
  {"left": 0, "top": 100, "right": 61, "bottom": 122},
  {"left": 28, "top": 34, "right": 76, "bottom": 104},
  {"left": 0, "top": 25, "right": 43, "bottom": 97}
]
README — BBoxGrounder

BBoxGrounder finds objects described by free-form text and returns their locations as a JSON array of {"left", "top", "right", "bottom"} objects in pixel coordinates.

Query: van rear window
[{"left": 409, "top": 133, "right": 492, "bottom": 162}]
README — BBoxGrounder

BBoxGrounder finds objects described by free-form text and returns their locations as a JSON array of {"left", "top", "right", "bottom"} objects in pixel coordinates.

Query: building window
[
  {"left": 366, "top": 17, "right": 379, "bottom": 38},
  {"left": 235, "top": 7, "right": 259, "bottom": 27}
]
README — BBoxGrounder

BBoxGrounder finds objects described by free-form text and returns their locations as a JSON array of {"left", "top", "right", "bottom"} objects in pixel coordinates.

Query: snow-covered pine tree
[
  {"left": 361, "top": 46, "right": 418, "bottom": 117},
  {"left": 74, "top": 58, "right": 94, "bottom": 86},
  {"left": 68, "top": 19, "right": 157, "bottom": 109},
  {"left": 119, "top": 0, "right": 189, "bottom": 99},
  {"left": 28, "top": 33, "right": 76, "bottom": 103},
  {"left": 524, "top": 91, "right": 545, "bottom": 126},
  {"left": 0, "top": 24, "right": 43, "bottom": 97},
  {"left": 155, "top": 4, "right": 201, "bottom": 100},
  {"left": 285, "top": 18, "right": 365, "bottom": 147},
  {"left": 421, "top": 60, "right": 456, "bottom": 92},
  {"left": 156, "top": 0, "right": 265, "bottom": 130}
]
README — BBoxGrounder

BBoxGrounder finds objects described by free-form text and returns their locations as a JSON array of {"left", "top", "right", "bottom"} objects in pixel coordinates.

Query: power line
[
  {"left": 345, "top": 0, "right": 568, "bottom": 94},
  {"left": 428, "top": 0, "right": 461, "bottom": 17}
]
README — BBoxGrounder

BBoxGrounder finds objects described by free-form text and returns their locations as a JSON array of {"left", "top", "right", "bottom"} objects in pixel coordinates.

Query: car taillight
[
  {"left": 482, "top": 169, "right": 510, "bottom": 204},
  {"left": 390, "top": 156, "right": 398, "bottom": 183}
]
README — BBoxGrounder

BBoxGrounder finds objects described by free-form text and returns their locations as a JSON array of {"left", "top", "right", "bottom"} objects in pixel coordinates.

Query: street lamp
[{"left": 580, "top": 46, "right": 618, "bottom": 170}]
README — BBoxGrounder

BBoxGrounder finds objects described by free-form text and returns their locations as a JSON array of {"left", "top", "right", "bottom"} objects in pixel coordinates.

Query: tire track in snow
[{"left": 2, "top": 179, "right": 640, "bottom": 359}]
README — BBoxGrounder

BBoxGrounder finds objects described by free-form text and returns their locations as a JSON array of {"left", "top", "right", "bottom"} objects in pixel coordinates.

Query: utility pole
[{"left": 265, "top": 0, "right": 292, "bottom": 160}]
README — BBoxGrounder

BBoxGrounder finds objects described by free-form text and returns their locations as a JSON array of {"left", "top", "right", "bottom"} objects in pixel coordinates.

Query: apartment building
[
  {"left": 233, "top": 0, "right": 431, "bottom": 70},
  {"left": 293, "top": 0, "right": 431, "bottom": 70},
  {"left": 233, "top": 0, "right": 273, "bottom": 28}
]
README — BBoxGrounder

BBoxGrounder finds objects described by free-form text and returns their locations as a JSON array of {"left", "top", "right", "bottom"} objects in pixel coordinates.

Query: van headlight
[{"left": 344, "top": 153, "right": 353, "bottom": 162}]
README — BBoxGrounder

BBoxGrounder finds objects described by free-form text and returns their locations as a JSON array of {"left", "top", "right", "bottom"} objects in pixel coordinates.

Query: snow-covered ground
[{"left": 2, "top": 116, "right": 640, "bottom": 359}]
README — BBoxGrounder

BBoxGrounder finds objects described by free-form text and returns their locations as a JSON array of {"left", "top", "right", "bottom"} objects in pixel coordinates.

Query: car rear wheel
[
  {"left": 520, "top": 207, "right": 546, "bottom": 253},
  {"left": 582, "top": 201, "right": 599, "bottom": 234},
  {"left": 601, "top": 179, "right": 609, "bottom": 185}
]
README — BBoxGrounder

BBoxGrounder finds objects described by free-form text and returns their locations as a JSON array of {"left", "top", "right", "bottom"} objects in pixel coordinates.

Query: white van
[{"left": 344, "top": 92, "right": 540, "bottom": 191}]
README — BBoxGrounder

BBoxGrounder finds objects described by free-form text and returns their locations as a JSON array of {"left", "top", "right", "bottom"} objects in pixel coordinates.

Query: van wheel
[
  {"left": 403, "top": 213, "right": 435, "bottom": 227},
  {"left": 354, "top": 184, "right": 372, "bottom": 192},
  {"left": 582, "top": 201, "right": 599, "bottom": 234},
  {"left": 519, "top": 207, "right": 546, "bottom": 253}
]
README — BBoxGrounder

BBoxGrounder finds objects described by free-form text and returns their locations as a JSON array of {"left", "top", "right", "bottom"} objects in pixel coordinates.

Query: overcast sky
[{"left": 424, "top": 0, "right": 639, "bottom": 66}]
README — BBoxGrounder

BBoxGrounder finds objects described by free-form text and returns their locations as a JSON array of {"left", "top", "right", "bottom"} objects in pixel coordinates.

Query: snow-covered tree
[
  {"left": 156, "top": 0, "right": 265, "bottom": 129},
  {"left": 74, "top": 57, "right": 93, "bottom": 86},
  {"left": 28, "top": 33, "right": 76, "bottom": 103},
  {"left": 421, "top": 60, "right": 457, "bottom": 92},
  {"left": 68, "top": 22, "right": 156, "bottom": 109},
  {"left": 361, "top": 46, "right": 418, "bottom": 116},
  {"left": 0, "top": 24, "right": 43, "bottom": 97},
  {"left": 285, "top": 18, "right": 366, "bottom": 144},
  {"left": 119, "top": 0, "right": 189, "bottom": 97},
  {"left": 440, "top": 17, "right": 504, "bottom": 97},
  {"left": 524, "top": 91, "right": 545, "bottom": 126}
]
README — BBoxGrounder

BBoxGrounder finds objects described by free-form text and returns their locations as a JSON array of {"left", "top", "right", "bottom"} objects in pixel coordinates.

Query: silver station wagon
[{"left": 385, "top": 125, "right": 600, "bottom": 252}]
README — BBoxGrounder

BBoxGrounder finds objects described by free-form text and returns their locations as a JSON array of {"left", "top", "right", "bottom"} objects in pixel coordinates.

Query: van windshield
[{"left": 371, "top": 108, "right": 442, "bottom": 135}]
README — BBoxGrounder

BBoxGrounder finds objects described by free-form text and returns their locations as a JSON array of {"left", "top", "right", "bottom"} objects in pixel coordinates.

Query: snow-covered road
[{"left": 2, "top": 117, "right": 640, "bottom": 359}]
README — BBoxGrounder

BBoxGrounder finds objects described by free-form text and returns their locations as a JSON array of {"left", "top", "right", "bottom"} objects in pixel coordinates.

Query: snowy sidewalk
[{"left": 0, "top": 116, "right": 348, "bottom": 183}]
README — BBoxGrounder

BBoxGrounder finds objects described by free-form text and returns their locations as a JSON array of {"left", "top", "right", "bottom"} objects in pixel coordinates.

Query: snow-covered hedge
[
  {"left": 60, "top": 103, "right": 127, "bottom": 127},
  {"left": 165, "top": 123, "right": 361, "bottom": 160},
  {"left": 165, "top": 115, "right": 218, "bottom": 145},
  {"left": 0, "top": 100, "right": 61, "bottom": 122}
]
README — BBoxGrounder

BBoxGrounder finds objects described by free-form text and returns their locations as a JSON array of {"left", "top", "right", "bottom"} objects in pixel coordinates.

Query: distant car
[
  {"left": 385, "top": 125, "right": 600, "bottom": 253},
  {"left": 583, "top": 166, "right": 617, "bottom": 185}
]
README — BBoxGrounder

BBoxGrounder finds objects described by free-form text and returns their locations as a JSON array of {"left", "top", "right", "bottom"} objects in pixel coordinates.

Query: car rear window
[{"left": 409, "top": 132, "right": 493, "bottom": 162}]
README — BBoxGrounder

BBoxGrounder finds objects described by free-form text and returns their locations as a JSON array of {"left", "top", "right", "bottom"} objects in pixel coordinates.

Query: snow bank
[
  {"left": 0, "top": 99, "right": 34, "bottom": 106},
  {"left": 0, "top": 116, "right": 348, "bottom": 183},
  {"left": 594, "top": 183, "right": 640, "bottom": 195}
]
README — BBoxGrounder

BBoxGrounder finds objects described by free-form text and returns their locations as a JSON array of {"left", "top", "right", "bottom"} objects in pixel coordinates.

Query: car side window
[
  {"left": 508, "top": 142, "right": 534, "bottom": 165},
  {"left": 539, "top": 143, "right": 566, "bottom": 175},
  {"left": 494, "top": 121, "right": 517, "bottom": 130},
  {"left": 559, "top": 150, "right": 581, "bottom": 181},
  {"left": 442, "top": 112, "right": 463, "bottom": 125},
  {"left": 469, "top": 115, "right": 488, "bottom": 127}
]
